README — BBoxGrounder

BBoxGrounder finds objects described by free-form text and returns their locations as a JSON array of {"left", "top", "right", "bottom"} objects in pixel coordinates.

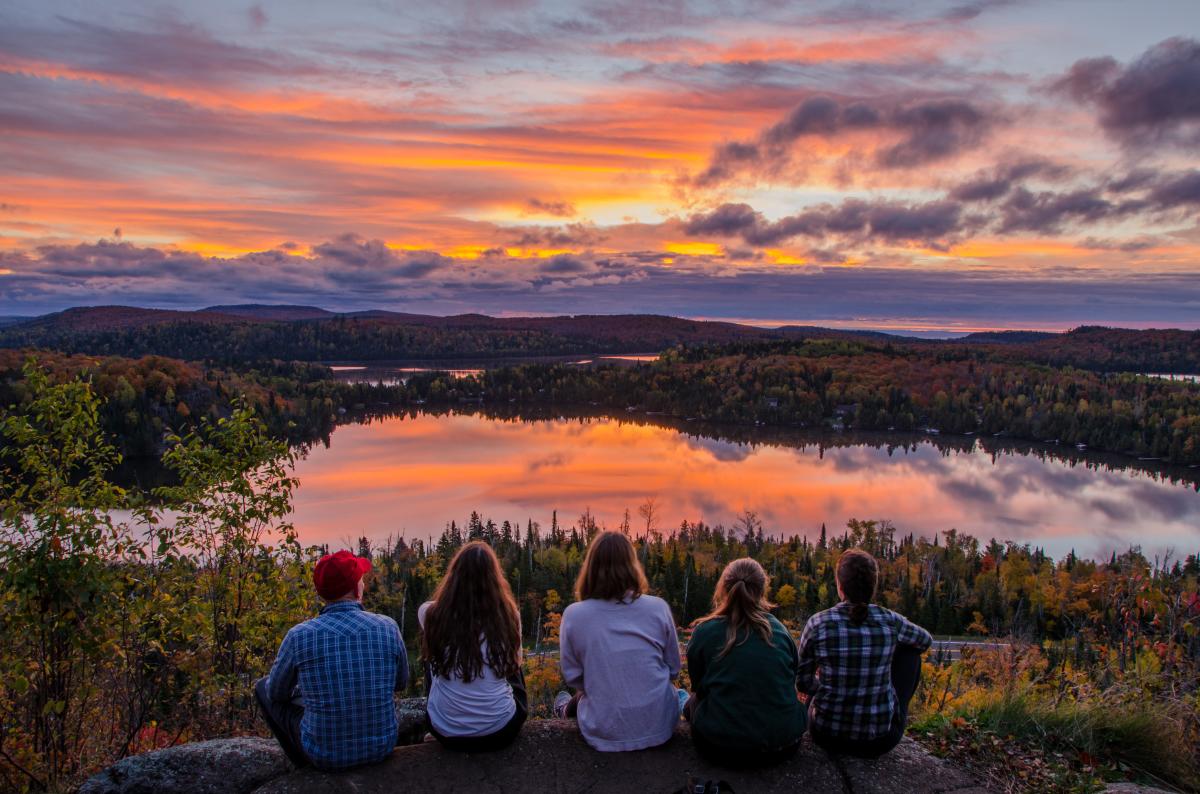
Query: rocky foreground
[{"left": 79, "top": 703, "right": 1169, "bottom": 794}]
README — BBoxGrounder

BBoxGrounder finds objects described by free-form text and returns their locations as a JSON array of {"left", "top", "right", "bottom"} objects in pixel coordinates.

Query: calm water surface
[{"left": 289, "top": 412, "right": 1200, "bottom": 561}]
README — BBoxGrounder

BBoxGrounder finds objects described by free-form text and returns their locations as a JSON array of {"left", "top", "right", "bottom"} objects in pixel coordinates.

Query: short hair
[{"left": 574, "top": 531, "right": 649, "bottom": 602}]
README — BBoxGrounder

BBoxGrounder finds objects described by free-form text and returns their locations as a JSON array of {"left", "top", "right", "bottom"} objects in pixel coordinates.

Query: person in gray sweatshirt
[{"left": 554, "top": 531, "right": 683, "bottom": 751}]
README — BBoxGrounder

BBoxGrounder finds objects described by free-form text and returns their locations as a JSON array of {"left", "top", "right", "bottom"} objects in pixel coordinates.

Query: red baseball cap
[{"left": 313, "top": 550, "right": 372, "bottom": 600}]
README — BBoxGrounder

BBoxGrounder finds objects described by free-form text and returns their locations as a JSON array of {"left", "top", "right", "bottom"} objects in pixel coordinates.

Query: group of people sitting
[{"left": 256, "top": 531, "right": 932, "bottom": 772}]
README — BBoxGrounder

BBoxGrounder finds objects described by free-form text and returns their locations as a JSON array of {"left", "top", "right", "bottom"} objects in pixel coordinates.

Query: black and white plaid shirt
[{"left": 797, "top": 602, "right": 932, "bottom": 740}]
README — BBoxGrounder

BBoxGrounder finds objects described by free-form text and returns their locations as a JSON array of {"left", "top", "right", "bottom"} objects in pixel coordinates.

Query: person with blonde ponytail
[
  {"left": 798, "top": 548, "right": 932, "bottom": 757},
  {"left": 684, "top": 558, "right": 806, "bottom": 767}
]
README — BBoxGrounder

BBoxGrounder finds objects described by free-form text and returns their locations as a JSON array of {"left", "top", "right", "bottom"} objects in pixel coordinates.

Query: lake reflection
[{"left": 289, "top": 412, "right": 1200, "bottom": 560}]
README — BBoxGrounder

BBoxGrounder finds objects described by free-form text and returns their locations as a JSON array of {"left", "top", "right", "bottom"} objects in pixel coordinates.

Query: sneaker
[
  {"left": 553, "top": 691, "right": 572, "bottom": 718},
  {"left": 676, "top": 688, "right": 690, "bottom": 717}
]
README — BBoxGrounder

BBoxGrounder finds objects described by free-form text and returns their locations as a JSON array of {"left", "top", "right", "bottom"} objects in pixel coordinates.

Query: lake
[{"left": 288, "top": 410, "right": 1200, "bottom": 561}]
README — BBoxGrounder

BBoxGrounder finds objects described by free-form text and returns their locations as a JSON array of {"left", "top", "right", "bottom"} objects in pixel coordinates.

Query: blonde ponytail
[{"left": 699, "top": 558, "right": 774, "bottom": 658}]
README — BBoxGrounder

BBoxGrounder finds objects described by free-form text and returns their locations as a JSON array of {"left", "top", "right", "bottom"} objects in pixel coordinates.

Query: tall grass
[{"left": 965, "top": 693, "right": 1198, "bottom": 791}]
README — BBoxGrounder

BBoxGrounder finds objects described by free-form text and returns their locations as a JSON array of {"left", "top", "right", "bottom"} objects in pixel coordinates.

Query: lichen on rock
[{"left": 78, "top": 737, "right": 291, "bottom": 794}]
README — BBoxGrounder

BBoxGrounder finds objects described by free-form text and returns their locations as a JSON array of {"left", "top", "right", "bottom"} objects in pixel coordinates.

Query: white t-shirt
[{"left": 418, "top": 601, "right": 518, "bottom": 737}]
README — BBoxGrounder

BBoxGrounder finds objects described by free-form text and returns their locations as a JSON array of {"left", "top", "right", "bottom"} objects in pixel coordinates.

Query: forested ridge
[
  {"left": 0, "top": 350, "right": 344, "bottom": 461},
  {"left": 400, "top": 338, "right": 1200, "bottom": 465},
  {"left": 5, "top": 331, "right": 1200, "bottom": 472},
  {"left": 1, "top": 305, "right": 1197, "bottom": 373}
]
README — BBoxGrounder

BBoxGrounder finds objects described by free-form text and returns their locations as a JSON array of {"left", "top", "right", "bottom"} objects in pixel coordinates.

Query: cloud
[
  {"left": 2, "top": 238, "right": 1199, "bottom": 330},
  {"left": 524, "top": 198, "right": 577, "bottom": 217},
  {"left": 1078, "top": 236, "right": 1159, "bottom": 252},
  {"left": 537, "top": 254, "right": 592, "bottom": 274},
  {"left": 1146, "top": 170, "right": 1200, "bottom": 209},
  {"left": 1051, "top": 37, "right": 1200, "bottom": 148},
  {"left": 692, "top": 95, "right": 999, "bottom": 187},
  {"left": 948, "top": 159, "right": 1068, "bottom": 202},
  {"left": 311, "top": 234, "right": 395, "bottom": 268},
  {"left": 685, "top": 198, "right": 965, "bottom": 246},
  {"left": 0, "top": 16, "right": 315, "bottom": 88},
  {"left": 688, "top": 157, "right": 1200, "bottom": 248},
  {"left": 307, "top": 234, "right": 450, "bottom": 278},
  {"left": 511, "top": 222, "right": 605, "bottom": 248},
  {"left": 877, "top": 100, "right": 992, "bottom": 167},
  {"left": 996, "top": 188, "right": 1117, "bottom": 234}
]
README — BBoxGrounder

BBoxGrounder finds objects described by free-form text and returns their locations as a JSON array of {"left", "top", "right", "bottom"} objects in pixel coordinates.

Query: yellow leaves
[
  {"left": 774, "top": 583, "right": 797, "bottom": 611},
  {"left": 542, "top": 611, "right": 563, "bottom": 646}
]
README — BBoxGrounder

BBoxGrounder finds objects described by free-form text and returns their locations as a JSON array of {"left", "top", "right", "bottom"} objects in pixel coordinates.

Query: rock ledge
[
  {"left": 260, "top": 721, "right": 985, "bottom": 794},
  {"left": 82, "top": 718, "right": 994, "bottom": 794},
  {"left": 79, "top": 737, "right": 290, "bottom": 794}
]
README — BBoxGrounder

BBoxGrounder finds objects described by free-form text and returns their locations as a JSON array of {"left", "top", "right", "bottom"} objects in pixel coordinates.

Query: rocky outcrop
[
  {"left": 79, "top": 697, "right": 429, "bottom": 794},
  {"left": 256, "top": 721, "right": 989, "bottom": 794},
  {"left": 83, "top": 698, "right": 996, "bottom": 794},
  {"left": 394, "top": 696, "right": 429, "bottom": 744},
  {"left": 78, "top": 737, "right": 290, "bottom": 794}
]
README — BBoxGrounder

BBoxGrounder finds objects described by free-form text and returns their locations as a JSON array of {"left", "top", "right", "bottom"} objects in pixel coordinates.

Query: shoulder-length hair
[
  {"left": 697, "top": 557, "right": 774, "bottom": 658},
  {"left": 421, "top": 542, "right": 522, "bottom": 682},
  {"left": 574, "top": 530, "right": 649, "bottom": 602}
]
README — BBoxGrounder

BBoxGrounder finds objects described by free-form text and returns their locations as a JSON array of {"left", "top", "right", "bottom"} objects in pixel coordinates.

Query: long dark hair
[
  {"left": 699, "top": 557, "right": 774, "bottom": 658},
  {"left": 837, "top": 548, "right": 878, "bottom": 625},
  {"left": 574, "top": 531, "right": 649, "bottom": 602},
  {"left": 421, "top": 542, "right": 521, "bottom": 682}
]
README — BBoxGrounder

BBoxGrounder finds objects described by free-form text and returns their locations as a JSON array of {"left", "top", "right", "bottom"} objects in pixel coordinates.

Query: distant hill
[
  {"left": 15, "top": 305, "right": 253, "bottom": 331},
  {"left": 1, "top": 306, "right": 1195, "bottom": 372},
  {"left": 775, "top": 324, "right": 915, "bottom": 342},
  {"left": 960, "top": 330, "right": 1057, "bottom": 344},
  {"left": 0, "top": 306, "right": 789, "bottom": 362},
  {"left": 203, "top": 304, "right": 336, "bottom": 321},
  {"left": 0, "top": 316, "right": 31, "bottom": 328}
]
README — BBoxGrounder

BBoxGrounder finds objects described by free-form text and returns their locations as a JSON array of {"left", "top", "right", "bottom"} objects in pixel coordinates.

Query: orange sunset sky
[{"left": 1, "top": 0, "right": 1198, "bottom": 330}]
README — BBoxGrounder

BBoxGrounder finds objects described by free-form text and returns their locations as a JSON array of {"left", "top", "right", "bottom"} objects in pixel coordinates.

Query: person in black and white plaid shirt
[{"left": 797, "top": 548, "right": 931, "bottom": 757}]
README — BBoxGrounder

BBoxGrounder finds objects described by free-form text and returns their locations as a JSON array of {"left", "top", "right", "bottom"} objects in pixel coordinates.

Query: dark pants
[
  {"left": 810, "top": 644, "right": 923, "bottom": 758},
  {"left": 425, "top": 670, "right": 529, "bottom": 753},
  {"left": 254, "top": 677, "right": 310, "bottom": 768},
  {"left": 683, "top": 694, "right": 803, "bottom": 769},
  {"left": 254, "top": 678, "right": 412, "bottom": 768}
]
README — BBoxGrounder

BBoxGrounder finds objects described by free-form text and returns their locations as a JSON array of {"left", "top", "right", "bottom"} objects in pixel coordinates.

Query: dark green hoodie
[{"left": 686, "top": 613, "right": 807, "bottom": 752}]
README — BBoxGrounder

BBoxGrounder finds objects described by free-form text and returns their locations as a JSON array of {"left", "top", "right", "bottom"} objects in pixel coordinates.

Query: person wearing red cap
[{"left": 255, "top": 550, "right": 410, "bottom": 770}]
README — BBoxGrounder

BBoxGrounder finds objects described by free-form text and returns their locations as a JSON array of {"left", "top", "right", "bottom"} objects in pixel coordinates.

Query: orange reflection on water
[{"left": 289, "top": 414, "right": 1200, "bottom": 560}]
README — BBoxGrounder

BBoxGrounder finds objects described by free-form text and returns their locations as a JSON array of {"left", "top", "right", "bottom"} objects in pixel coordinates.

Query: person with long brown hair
[
  {"left": 419, "top": 541, "right": 526, "bottom": 751},
  {"left": 798, "top": 548, "right": 932, "bottom": 757},
  {"left": 554, "top": 530, "right": 683, "bottom": 751},
  {"left": 684, "top": 558, "right": 806, "bottom": 767}
]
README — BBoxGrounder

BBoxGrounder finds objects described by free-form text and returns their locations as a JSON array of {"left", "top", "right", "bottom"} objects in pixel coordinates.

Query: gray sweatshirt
[{"left": 559, "top": 594, "right": 681, "bottom": 751}]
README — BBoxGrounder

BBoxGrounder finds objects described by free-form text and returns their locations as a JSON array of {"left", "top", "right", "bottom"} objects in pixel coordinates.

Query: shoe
[{"left": 553, "top": 691, "right": 572, "bottom": 718}]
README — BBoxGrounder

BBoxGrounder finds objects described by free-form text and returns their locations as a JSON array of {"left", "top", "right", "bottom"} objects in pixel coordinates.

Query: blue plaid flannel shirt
[
  {"left": 265, "top": 602, "right": 409, "bottom": 769},
  {"left": 797, "top": 602, "right": 931, "bottom": 741}
]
